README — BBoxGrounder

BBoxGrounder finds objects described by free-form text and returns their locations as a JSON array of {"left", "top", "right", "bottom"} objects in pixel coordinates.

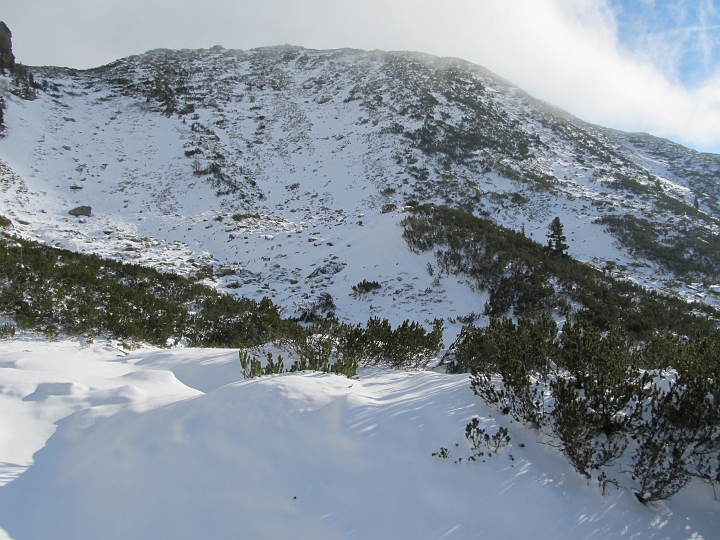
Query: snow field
[{"left": 0, "top": 337, "right": 717, "bottom": 539}]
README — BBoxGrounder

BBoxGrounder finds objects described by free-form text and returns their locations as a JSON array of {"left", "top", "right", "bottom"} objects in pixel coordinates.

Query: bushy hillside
[
  {"left": 0, "top": 233, "right": 445, "bottom": 374},
  {"left": 0, "top": 44, "right": 718, "bottom": 331},
  {"left": 402, "top": 204, "right": 718, "bottom": 337}
]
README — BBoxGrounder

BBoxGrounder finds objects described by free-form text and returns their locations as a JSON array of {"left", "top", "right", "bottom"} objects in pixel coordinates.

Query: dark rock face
[
  {"left": 0, "top": 22, "right": 15, "bottom": 72},
  {"left": 68, "top": 206, "right": 92, "bottom": 217}
]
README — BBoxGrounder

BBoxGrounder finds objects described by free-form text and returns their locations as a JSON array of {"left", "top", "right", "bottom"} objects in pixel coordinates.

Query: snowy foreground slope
[{"left": 0, "top": 336, "right": 718, "bottom": 539}]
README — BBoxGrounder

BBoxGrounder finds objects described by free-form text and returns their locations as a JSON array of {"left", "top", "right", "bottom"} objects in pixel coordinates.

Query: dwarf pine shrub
[
  {"left": 0, "top": 323, "right": 14, "bottom": 339},
  {"left": 449, "top": 315, "right": 720, "bottom": 502},
  {"left": 351, "top": 279, "right": 382, "bottom": 295},
  {"left": 465, "top": 417, "right": 511, "bottom": 456}
]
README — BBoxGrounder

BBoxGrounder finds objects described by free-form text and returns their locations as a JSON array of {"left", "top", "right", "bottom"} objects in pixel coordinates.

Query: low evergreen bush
[
  {"left": 0, "top": 323, "right": 14, "bottom": 339},
  {"left": 351, "top": 279, "right": 381, "bottom": 296},
  {"left": 0, "top": 236, "right": 295, "bottom": 347},
  {"left": 447, "top": 315, "right": 720, "bottom": 503}
]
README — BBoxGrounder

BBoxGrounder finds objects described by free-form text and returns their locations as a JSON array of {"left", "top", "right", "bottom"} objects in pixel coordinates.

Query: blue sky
[
  {"left": 610, "top": 0, "right": 720, "bottom": 88},
  {"left": 3, "top": 0, "right": 720, "bottom": 154}
]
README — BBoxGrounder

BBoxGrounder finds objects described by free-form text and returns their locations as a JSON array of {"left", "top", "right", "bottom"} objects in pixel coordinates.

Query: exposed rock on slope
[
  {"left": 0, "top": 45, "right": 718, "bottom": 330},
  {"left": 0, "top": 22, "right": 14, "bottom": 73}
]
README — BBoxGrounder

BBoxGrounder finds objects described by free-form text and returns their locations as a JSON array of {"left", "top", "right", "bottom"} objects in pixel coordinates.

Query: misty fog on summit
[{"left": 4, "top": 0, "right": 720, "bottom": 153}]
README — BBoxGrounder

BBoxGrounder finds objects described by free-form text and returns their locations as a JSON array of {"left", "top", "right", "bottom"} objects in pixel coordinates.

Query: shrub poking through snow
[
  {"left": 351, "top": 279, "right": 382, "bottom": 296},
  {"left": 465, "top": 417, "right": 511, "bottom": 457},
  {"left": 263, "top": 352, "right": 285, "bottom": 375},
  {"left": 434, "top": 418, "right": 511, "bottom": 463},
  {"left": 239, "top": 350, "right": 263, "bottom": 379},
  {"left": 446, "top": 315, "right": 720, "bottom": 503},
  {"left": 240, "top": 334, "right": 357, "bottom": 379},
  {"left": 362, "top": 317, "right": 444, "bottom": 369},
  {"left": 460, "top": 316, "right": 556, "bottom": 428},
  {"left": 239, "top": 351, "right": 285, "bottom": 379},
  {"left": 0, "top": 323, "right": 14, "bottom": 339}
]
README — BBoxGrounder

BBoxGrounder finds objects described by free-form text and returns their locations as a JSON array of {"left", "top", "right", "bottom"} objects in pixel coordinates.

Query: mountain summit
[{"left": 0, "top": 44, "right": 718, "bottom": 331}]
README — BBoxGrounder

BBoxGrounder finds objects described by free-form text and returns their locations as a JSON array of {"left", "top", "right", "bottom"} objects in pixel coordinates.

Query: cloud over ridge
[{"left": 4, "top": 0, "right": 720, "bottom": 153}]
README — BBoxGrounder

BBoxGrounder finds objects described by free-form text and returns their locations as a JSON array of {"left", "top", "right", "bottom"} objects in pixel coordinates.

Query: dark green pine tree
[{"left": 546, "top": 217, "right": 569, "bottom": 256}]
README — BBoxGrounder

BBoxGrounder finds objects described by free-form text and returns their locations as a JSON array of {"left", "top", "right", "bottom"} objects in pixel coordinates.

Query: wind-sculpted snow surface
[{"left": 0, "top": 338, "right": 717, "bottom": 539}]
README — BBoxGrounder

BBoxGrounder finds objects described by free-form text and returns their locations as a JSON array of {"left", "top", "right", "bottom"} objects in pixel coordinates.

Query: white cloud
[{"left": 4, "top": 0, "right": 720, "bottom": 152}]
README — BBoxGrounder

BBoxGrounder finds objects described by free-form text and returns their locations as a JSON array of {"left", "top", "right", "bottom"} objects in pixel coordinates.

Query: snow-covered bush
[
  {"left": 0, "top": 322, "right": 14, "bottom": 339},
  {"left": 351, "top": 279, "right": 381, "bottom": 296},
  {"left": 449, "top": 315, "right": 720, "bottom": 503}
]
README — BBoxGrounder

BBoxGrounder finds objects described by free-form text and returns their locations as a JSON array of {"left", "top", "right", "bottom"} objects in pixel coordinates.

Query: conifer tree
[{"left": 546, "top": 217, "right": 569, "bottom": 256}]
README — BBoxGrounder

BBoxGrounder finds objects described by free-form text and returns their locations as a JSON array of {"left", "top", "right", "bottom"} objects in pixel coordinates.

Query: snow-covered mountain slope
[
  {"left": 0, "top": 337, "right": 717, "bottom": 539},
  {"left": 0, "top": 46, "right": 719, "bottom": 334},
  {"left": 1, "top": 44, "right": 720, "bottom": 539}
]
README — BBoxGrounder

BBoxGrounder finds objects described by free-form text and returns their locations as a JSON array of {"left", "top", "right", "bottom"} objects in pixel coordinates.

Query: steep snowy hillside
[
  {"left": 1, "top": 42, "right": 720, "bottom": 540},
  {"left": 0, "top": 46, "right": 719, "bottom": 332}
]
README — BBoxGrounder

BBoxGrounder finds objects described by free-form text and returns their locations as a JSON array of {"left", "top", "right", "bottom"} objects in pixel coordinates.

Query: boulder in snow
[{"left": 68, "top": 206, "right": 92, "bottom": 217}]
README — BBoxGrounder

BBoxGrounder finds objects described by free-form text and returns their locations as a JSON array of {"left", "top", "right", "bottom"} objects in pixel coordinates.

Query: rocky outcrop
[
  {"left": 68, "top": 206, "right": 92, "bottom": 217},
  {"left": 0, "top": 22, "right": 15, "bottom": 73}
]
